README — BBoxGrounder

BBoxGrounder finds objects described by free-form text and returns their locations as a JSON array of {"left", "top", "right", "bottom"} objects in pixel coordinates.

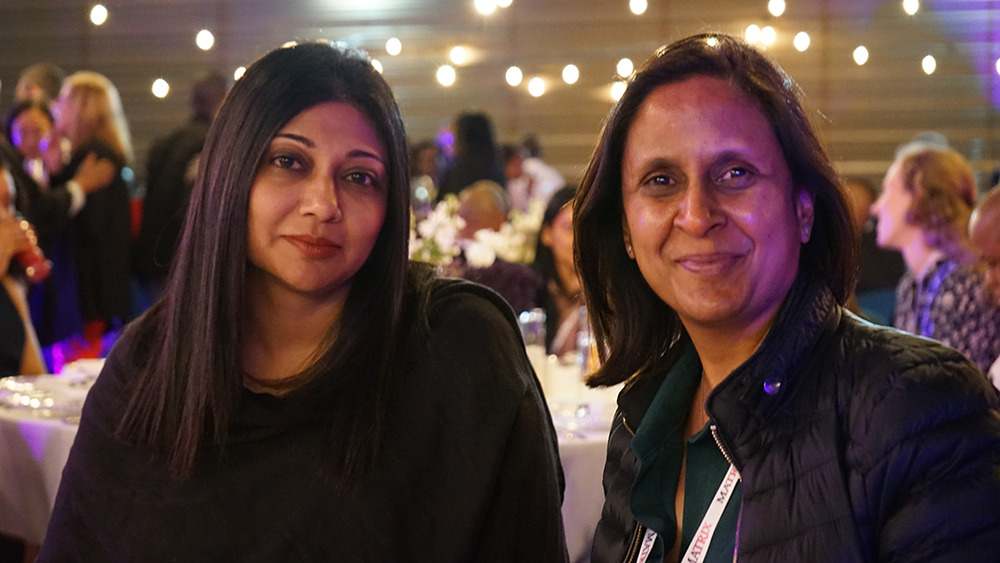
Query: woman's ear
[
  {"left": 622, "top": 216, "right": 635, "bottom": 259},
  {"left": 797, "top": 188, "right": 816, "bottom": 244},
  {"left": 540, "top": 225, "right": 554, "bottom": 248}
]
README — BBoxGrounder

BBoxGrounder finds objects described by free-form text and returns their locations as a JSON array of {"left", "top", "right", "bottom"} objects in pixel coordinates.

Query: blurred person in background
[
  {"left": 969, "top": 185, "right": 1000, "bottom": 387},
  {"left": 5, "top": 100, "right": 54, "bottom": 185},
  {"left": 841, "top": 176, "right": 905, "bottom": 324},
  {"left": 14, "top": 63, "right": 65, "bottom": 105},
  {"left": 408, "top": 138, "right": 442, "bottom": 212},
  {"left": 519, "top": 133, "right": 565, "bottom": 207},
  {"left": 0, "top": 166, "right": 45, "bottom": 377},
  {"left": 531, "top": 186, "right": 581, "bottom": 356},
  {"left": 872, "top": 145, "right": 1000, "bottom": 374},
  {"left": 40, "top": 71, "right": 133, "bottom": 357},
  {"left": 437, "top": 112, "right": 505, "bottom": 200},
  {"left": 134, "top": 70, "right": 228, "bottom": 301}
]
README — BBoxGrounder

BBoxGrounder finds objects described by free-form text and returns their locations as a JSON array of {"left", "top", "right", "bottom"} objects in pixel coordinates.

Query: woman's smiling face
[{"left": 620, "top": 75, "right": 813, "bottom": 335}]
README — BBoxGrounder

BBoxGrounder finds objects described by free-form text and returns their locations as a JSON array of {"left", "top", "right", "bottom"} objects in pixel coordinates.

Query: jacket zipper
[
  {"left": 711, "top": 423, "right": 741, "bottom": 563},
  {"left": 622, "top": 523, "right": 645, "bottom": 563}
]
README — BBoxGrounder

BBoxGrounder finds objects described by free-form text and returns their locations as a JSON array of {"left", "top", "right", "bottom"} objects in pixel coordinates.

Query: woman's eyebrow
[
  {"left": 348, "top": 149, "right": 385, "bottom": 165},
  {"left": 274, "top": 133, "right": 314, "bottom": 147}
]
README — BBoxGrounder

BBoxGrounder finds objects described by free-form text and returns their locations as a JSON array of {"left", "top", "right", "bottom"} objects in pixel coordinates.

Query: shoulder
[
  {"left": 834, "top": 314, "right": 1000, "bottom": 464},
  {"left": 426, "top": 277, "right": 521, "bottom": 345}
]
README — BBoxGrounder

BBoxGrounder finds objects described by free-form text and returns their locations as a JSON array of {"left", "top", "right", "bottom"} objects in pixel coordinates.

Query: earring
[
  {"left": 626, "top": 242, "right": 634, "bottom": 258},
  {"left": 803, "top": 225, "right": 811, "bottom": 240}
]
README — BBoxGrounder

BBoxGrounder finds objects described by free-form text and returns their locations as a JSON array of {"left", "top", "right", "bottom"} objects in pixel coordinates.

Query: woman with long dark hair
[
  {"left": 532, "top": 186, "right": 582, "bottom": 355},
  {"left": 38, "top": 42, "right": 567, "bottom": 562},
  {"left": 576, "top": 34, "right": 1000, "bottom": 562}
]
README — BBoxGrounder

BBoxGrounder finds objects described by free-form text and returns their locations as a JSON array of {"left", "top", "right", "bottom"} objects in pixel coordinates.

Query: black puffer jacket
[{"left": 592, "top": 275, "right": 1000, "bottom": 563}]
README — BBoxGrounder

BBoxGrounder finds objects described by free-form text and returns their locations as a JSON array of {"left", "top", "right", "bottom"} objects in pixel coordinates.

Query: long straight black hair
[{"left": 117, "top": 41, "right": 412, "bottom": 484}]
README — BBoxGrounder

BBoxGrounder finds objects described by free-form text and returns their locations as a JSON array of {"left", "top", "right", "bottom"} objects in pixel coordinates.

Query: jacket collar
[{"left": 617, "top": 273, "right": 840, "bottom": 439}]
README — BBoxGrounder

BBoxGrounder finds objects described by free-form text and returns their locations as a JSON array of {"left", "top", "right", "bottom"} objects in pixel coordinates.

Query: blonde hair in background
[
  {"left": 60, "top": 71, "right": 133, "bottom": 163},
  {"left": 897, "top": 146, "right": 977, "bottom": 260}
]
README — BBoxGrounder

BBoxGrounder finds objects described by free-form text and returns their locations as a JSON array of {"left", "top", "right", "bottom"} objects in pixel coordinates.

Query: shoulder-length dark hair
[
  {"left": 118, "top": 41, "right": 412, "bottom": 484},
  {"left": 575, "top": 33, "right": 857, "bottom": 387}
]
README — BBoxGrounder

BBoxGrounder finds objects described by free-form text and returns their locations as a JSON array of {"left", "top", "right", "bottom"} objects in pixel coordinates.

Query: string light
[
  {"left": 196, "top": 30, "right": 214, "bottom": 51},
  {"left": 475, "top": 0, "right": 497, "bottom": 15},
  {"left": 617, "top": 58, "right": 633, "bottom": 77},
  {"left": 706, "top": 36, "right": 719, "bottom": 47},
  {"left": 506, "top": 66, "right": 523, "bottom": 86},
  {"left": 450, "top": 46, "right": 466, "bottom": 65},
  {"left": 611, "top": 81, "right": 627, "bottom": 101},
  {"left": 761, "top": 26, "right": 776, "bottom": 45},
  {"left": 234, "top": 67, "right": 246, "bottom": 80},
  {"left": 562, "top": 64, "right": 579, "bottom": 84},
  {"left": 853, "top": 46, "right": 869, "bottom": 65},
  {"left": 768, "top": 0, "right": 786, "bottom": 17},
  {"left": 745, "top": 25, "right": 761, "bottom": 43},
  {"left": 903, "top": 0, "right": 919, "bottom": 15},
  {"left": 90, "top": 4, "right": 108, "bottom": 25},
  {"left": 152, "top": 79, "right": 169, "bottom": 98},
  {"left": 437, "top": 65, "right": 456, "bottom": 86},
  {"left": 793, "top": 32, "right": 810, "bottom": 52},
  {"left": 922, "top": 55, "right": 936, "bottom": 75},
  {"left": 371, "top": 59, "right": 383, "bottom": 73},
  {"left": 386, "top": 37, "right": 401, "bottom": 56},
  {"left": 995, "top": 58, "right": 1000, "bottom": 75},
  {"left": 528, "top": 77, "right": 545, "bottom": 97},
  {"left": 630, "top": 0, "right": 647, "bottom": 15}
]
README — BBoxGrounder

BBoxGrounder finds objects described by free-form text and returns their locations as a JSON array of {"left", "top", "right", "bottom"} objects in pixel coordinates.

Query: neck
[
  {"left": 242, "top": 278, "right": 346, "bottom": 383},
  {"left": 555, "top": 260, "right": 581, "bottom": 297},
  {"left": 900, "top": 239, "right": 940, "bottom": 278},
  {"left": 684, "top": 311, "right": 778, "bottom": 390}
]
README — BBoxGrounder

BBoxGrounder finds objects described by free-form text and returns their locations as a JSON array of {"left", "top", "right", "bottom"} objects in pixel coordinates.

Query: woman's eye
[
  {"left": 272, "top": 155, "right": 302, "bottom": 170},
  {"left": 719, "top": 167, "right": 752, "bottom": 183},
  {"left": 346, "top": 171, "right": 379, "bottom": 187}
]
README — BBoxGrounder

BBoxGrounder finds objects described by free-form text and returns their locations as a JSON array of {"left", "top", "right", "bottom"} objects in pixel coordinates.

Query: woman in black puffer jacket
[{"left": 575, "top": 33, "right": 1000, "bottom": 563}]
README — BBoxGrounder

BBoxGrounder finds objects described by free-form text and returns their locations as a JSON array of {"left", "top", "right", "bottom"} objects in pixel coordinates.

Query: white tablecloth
[{"left": 0, "top": 369, "right": 613, "bottom": 560}]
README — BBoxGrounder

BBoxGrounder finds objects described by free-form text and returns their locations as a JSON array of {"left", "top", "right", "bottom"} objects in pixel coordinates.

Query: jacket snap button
[{"left": 763, "top": 379, "right": 782, "bottom": 395}]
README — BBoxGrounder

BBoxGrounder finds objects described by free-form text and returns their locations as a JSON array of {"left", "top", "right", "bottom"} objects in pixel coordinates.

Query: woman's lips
[
  {"left": 674, "top": 252, "right": 745, "bottom": 275},
  {"left": 284, "top": 235, "right": 340, "bottom": 259}
]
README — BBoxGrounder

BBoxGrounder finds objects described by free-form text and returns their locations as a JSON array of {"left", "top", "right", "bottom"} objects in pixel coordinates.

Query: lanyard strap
[{"left": 636, "top": 464, "right": 741, "bottom": 563}]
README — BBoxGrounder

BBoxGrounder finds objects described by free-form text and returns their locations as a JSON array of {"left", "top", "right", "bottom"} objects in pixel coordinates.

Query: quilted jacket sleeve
[{"left": 848, "top": 338, "right": 1000, "bottom": 562}]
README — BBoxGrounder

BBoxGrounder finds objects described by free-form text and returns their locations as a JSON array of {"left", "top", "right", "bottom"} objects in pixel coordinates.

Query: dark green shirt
[{"left": 630, "top": 341, "right": 741, "bottom": 562}]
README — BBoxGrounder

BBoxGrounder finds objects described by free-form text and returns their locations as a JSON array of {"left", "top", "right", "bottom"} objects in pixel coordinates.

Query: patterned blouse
[{"left": 893, "top": 257, "right": 1000, "bottom": 375}]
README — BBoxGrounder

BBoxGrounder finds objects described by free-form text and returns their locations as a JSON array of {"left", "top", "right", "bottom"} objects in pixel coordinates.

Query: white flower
[{"left": 464, "top": 240, "right": 497, "bottom": 268}]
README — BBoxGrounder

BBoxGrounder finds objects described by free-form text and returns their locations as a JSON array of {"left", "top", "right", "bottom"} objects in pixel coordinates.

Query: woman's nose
[
  {"left": 299, "top": 174, "right": 343, "bottom": 222},
  {"left": 674, "top": 181, "right": 721, "bottom": 236}
]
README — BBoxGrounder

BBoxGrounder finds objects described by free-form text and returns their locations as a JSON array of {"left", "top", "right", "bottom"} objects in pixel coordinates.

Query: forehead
[
  {"left": 14, "top": 107, "right": 50, "bottom": 126},
  {"left": 625, "top": 76, "right": 780, "bottom": 159}
]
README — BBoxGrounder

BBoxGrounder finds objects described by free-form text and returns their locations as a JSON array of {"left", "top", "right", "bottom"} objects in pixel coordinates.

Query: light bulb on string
[
  {"left": 745, "top": 25, "right": 761, "bottom": 43},
  {"left": 90, "top": 4, "right": 108, "bottom": 25},
  {"left": 152, "top": 78, "right": 170, "bottom": 99},
  {"left": 196, "top": 29, "right": 214, "bottom": 51},
  {"left": 234, "top": 67, "right": 246, "bottom": 80},
  {"left": 617, "top": 58, "right": 633, "bottom": 77},
  {"left": 386, "top": 38, "right": 401, "bottom": 56},
  {"left": 768, "top": 0, "right": 786, "bottom": 17},
  {"left": 371, "top": 59, "right": 383, "bottom": 73},
  {"left": 450, "top": 46, "right": 466, "bottom": 65},
  {"left": 611, "top": 81, "right": 627, "bottom": 101},
  {"left": 506, "top": 66, "right": 522, "bottom": 86},
  {"left": 793, "top": 32, "right": 810, "bottom": 52},
  {"left": 761, "top": 26, "right": 776, "bottom": 45},
  {"left": 562, "top": 64, "right": 579, "bottom": 84},
  {"left": 903, "top": 0, "right": 919, "bottom": 15},
  {"left": 630, "top": 0, "right": 647, "bottom": 15},
  {"left": 437, "top": 65, "right": 456, "bottom": 86},
  {"left": 475, "top": 0, "right": 497, "bottom": 15},
  {"left": 528, "top": 77, "right": 545, "bottom": 97},
  {"left": 854, "top": 46, "right": 869, "bottom": 65},
  {"left": 922, "top": 55, "right": 936, "bottom": 75}
]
